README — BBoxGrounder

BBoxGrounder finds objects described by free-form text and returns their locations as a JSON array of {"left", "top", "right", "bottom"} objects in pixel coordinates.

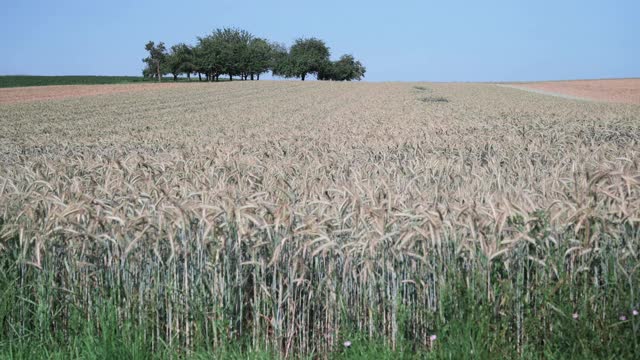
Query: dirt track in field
[
  {"left": 510, "top": 79, "right": 640, "bottom": 104},
  {"left": 0, "top": 83, "right": 189, "bottom": 104}
]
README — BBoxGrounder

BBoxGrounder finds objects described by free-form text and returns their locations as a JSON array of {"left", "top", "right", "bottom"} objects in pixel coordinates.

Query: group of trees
[{"left": 143, "top": 28, "right": 365, "bottom": 82}]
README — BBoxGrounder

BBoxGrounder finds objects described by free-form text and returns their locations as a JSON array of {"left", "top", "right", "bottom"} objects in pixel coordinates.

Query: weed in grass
[{"left": 419, "top": 96, "right": 449, "bottom": 103}]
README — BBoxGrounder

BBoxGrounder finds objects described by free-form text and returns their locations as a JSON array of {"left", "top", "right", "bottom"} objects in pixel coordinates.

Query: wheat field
[{"left": 1, "top": 81, "right": 639, "bottom": 358}]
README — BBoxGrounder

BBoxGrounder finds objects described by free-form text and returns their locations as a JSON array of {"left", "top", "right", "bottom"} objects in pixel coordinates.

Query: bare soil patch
[
  {"left": 512, "top": 79, "right": 640, "bottom": 104},
  {"left": 0, "top": 82, "right": 189, "bottom": 104}
]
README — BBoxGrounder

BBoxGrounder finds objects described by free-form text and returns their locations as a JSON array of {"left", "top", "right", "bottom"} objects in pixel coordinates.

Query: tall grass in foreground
[{"left": 0, "top": 158, "right": 638, "bottom": 358}]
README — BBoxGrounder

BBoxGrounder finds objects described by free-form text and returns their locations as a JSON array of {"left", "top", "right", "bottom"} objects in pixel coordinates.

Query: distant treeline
[
  {"left": 0, "top": 76, "right": 150, "bottom": 88},
  {"left": 143, "top": 28, "right": 366, "bottom": 82}
]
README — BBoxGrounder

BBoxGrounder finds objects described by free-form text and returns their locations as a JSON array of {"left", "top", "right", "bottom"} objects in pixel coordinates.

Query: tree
[
  {"left": 337, "top": 54, "right": 366, "bottom": 81},
  {"left": 166, "top": 43, "right": 195, "bottom": 81},
  {"left": 287, "top": 38, "right": 330, "bottom": 81},
  {"left": 195, "top": 34, "right": 224, "bottom": 81},
  {"left": 270, "top": 42, "right": 290, "bottom": 78},
  {"left": 210, "top": 28, "right": 253, "bottom": 81},
  {"left": 318, "top": 54, "right": 366, "bottom": 81},
  {"left": 246, "top": 38, "right": 272, "bottom": 80},
  {"left": 143, "top": 41, "right": 168, "bottom": 82},
  {"left": 142, "top": 66, "right": 154, "bottom": 79},
  {"left": 143, "top": 32, "right": 364, "bottom": 83},
  {"left": 192, "top": 43, "right": 205, "bottom": 81},
  {"left": 195, "top": 28, "right": 253, "bottom": 81}
]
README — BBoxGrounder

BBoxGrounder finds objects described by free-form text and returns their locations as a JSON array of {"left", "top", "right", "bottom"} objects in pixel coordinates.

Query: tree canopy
[
  {"left": 166, "top": 43, "right": 195, "bottom": 81},
  {"left": 318, "top": 55, "right": 366, "bottom": 81},
  {"left": 282, "top": 38, "right": 330, "bottom": 81},
  {"left": 143, "top": 28, "right": 365, "bottom": 82},
  {"left": 142, "top": 41, "right": 167, "bottom": 81}
]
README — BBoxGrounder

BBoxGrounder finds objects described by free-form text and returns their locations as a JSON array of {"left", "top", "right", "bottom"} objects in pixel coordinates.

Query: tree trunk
[
  {"left": 187, "top": 73, "right": 191, "bottom": 81},
  {"left": 301, "top": 73, "right": 305, "bottom": 81},
  {"left": 250, "top": 73, "right": 254, "bottom": 80},
  {"left": 173, "top": 74, "right": 177, "bottom": 81},
  {"left": 156, "top": 63, "right": 161, "bottom": 82},
  {"left": 229, "top": 74, "right": 233, "bottom": 81},
  {"left": 215, "top": 75, "right": 219, "bottom": 82},
  {"left": 198, "top": 73, "right": 202, "bottom": 81},
  {"left": 257, "top": 74, "right": 260, "bottom": 80}
]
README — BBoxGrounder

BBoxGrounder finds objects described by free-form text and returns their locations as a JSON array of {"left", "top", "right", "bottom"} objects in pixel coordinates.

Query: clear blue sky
[{"left": 1, "top": 0, "right": 638, "bottom": 82}]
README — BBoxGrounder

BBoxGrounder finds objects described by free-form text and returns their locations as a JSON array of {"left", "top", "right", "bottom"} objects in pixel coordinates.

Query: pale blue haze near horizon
[{"left": 0, "top": 0, "right": 638, "bottom": 82}]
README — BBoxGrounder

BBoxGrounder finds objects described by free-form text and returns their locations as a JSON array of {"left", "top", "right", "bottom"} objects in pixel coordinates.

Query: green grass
[
  {"left": 0, "top": 75, "right": 205, "bottom": 88},
  {"left": 1, "top": 234, "right": 638, "bottom": 359},
  {"left": 0, "top": 310, "right": 637, "bottom": 359}
]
